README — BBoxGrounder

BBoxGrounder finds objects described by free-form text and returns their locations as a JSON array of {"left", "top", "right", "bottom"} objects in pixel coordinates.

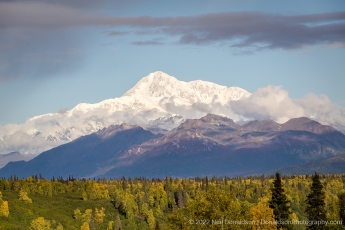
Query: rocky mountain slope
[
  {"left": 0, "top": 124, "right": 160, "bottom": 178},
  {"left": 1, "top": 71, "right": 344, "bottom": 162},
  {"left": 1, "top": 114, "right": 344, "bottom": 178},
  {"left": 111, "top": 115, "right": 345, "bottom": 177}
]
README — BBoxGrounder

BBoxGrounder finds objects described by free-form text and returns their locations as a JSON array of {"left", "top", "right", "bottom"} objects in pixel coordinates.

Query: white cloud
[
  {"left": 231, "top": 85, "right": 345, "bottom": 132},
  {"left": 1, "top": 83, "right": 344, "bottom": 156},
  {"left": 231, "top": 85, "right": 305, "bottom": 123},
  {"left": 295, "top": 93, "right": 345, "bottom": 129}
]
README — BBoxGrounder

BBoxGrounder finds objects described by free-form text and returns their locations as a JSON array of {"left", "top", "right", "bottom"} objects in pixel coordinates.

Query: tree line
[{"left": 0, "top": 173, "right": 344, "bottom": 229}]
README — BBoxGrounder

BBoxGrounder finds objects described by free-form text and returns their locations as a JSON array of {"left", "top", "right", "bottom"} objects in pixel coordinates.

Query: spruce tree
[
  {"left": 269, "top": 172, "right": 291, "bottom": 229},
  {"left": 339, "top": 192, "right": 345, "bottom": 226},
  {"left": 155, "top": 221, "right": 161, "bottom": 230},
  {"left": 305, "top": 173, "right": 326, "bottom": 230}
]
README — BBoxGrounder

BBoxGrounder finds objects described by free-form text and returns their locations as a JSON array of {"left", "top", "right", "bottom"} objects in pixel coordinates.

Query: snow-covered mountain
[
  {"left": 0, "top": 71, "right": 250, "bottom": 155},
  {"left": 1, "top": 71, "right": 344, "bottom": 158},
  {"left": 123, "top": 72, "right": 248, "bottom": 104}
]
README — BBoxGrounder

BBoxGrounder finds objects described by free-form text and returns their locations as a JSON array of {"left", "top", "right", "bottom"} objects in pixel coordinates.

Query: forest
[{"left": 0, "top": 173, "right": 344, "bottom": 229}]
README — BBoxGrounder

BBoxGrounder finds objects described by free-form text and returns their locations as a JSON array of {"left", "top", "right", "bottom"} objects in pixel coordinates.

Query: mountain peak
[
  {"left": 241, "top": 119, "right": 281, "bottom": 132},
  {"left": 146, "top": 71, "right": 173, "bottom": 79},
  {"left": 176, "top": 113, "right": 238, "bottom": 131},
  {"left": 281, "top": 117, "right": 337, "bottom": 134},
  {"left": 138, "top": 71, "right": 178, "bottom": 84},
  {"left": 123, "top": 71, "right": 250, "bottom": 105},
  {"left": 201, "top": 114, "right": 237, "bottom": 125},
  {"left": 123, "top": 71, "right": 182, "bottom": 98},
  {"left": 0, "top": 71, "right": 251, "bottom": 155}
]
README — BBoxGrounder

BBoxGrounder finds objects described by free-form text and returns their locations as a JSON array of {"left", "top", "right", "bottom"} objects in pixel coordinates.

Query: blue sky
[{"left": 0, "top": 0, "right": 344, "bottom": 125}]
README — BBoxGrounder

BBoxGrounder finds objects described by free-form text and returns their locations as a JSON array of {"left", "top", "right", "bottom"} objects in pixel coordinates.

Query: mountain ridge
[
  {"left": 1, "top": 114, "right": 344, "bottom": 178},
  {"left": 0, "top": 71, "right": 344, "bottom": 158},
  {"left": 0, "top": 124, "right": 161, "bottom": 178}
]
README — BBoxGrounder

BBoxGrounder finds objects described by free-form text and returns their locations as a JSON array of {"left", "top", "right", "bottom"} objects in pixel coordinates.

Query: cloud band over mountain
[
  {"left": 0, "top": 72, "right": 344, "bottom": 156},
  {"left": 230, "top": 85, "right": 345, "bottom": 128}
]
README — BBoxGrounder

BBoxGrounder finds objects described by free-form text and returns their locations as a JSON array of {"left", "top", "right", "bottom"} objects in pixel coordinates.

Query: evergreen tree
[
  {"left": 339, "top": 192, "right": 345, "bottom": 226},
  {"left": 269, "top": 172, "right": 291, "bottom": 229},
  {"left": 305, "top": 173, "right": 326, "bottom": 230},
  {"left": 164, "top": 176, "right": 170, "bottom": 193},
  {"left": 155, "top": 221, "right": 160, "bottom": 230}
]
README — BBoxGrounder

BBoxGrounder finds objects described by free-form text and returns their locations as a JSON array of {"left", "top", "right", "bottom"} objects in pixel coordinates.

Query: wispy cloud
[
  {"left": 326, "top": 42, "right": 345, "bottom": 48},
  {"left": 131, "top": 41, "right": 164, "bottom": 46},
  {"left": 1, "top": 1, "right": 344, "bottom": 82},
  {"left": 106, "top": 31, "right": 130, "bottom": 36},
  {"left": 1, "top": 2, "right": 344, "bottom": 50}
]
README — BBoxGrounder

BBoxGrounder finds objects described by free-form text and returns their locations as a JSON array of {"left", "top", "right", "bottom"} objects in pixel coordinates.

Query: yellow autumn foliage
[
  {"left": 250, "top": 202, "right": 276, "bottom": 230},
  {"left": 94, "top": 207, "right": 106, "bottom": 225},
  {"left": 0, "top": 200, "right": 9, "bottom": 217},
  {"left": 80, "top": 222, "right": 90, "bottom": 230},
  {"left": 0, "top": 192, "right": 9, "bottom": 217},
  {"left": 30, "top": 217, "right": 51, "bottom": 230},
  {"left": 19, "top": 189, "right": 32, "bottom": 203}
]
